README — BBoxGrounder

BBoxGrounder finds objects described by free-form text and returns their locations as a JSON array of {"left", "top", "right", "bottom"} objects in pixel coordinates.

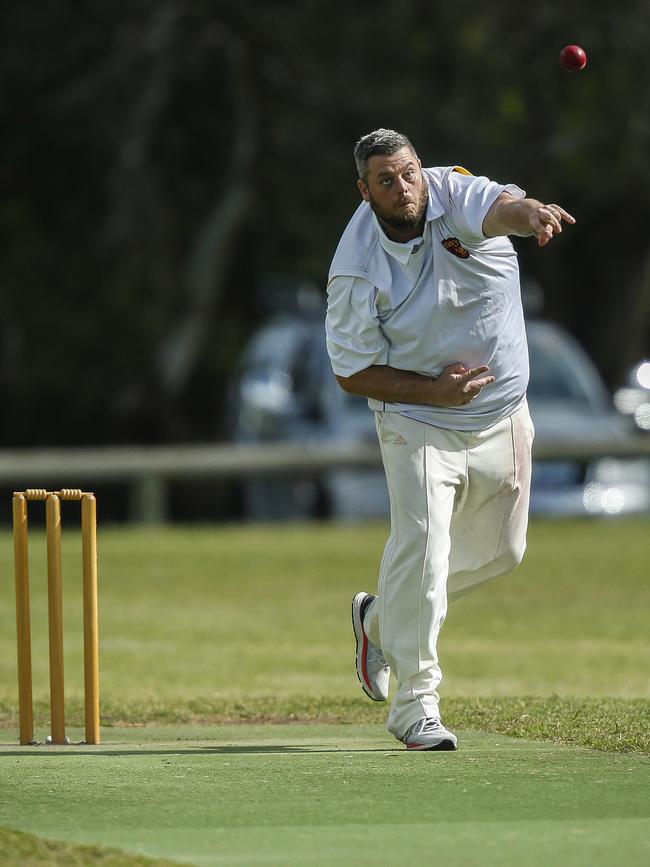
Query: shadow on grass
[{"left": 0, "top": 744, "right": 402, "bottom": 757}]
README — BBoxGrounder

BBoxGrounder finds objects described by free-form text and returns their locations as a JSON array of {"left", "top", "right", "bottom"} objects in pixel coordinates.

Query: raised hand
[{"left": 530, "top": 204, "right": 576, "bottom": 247}]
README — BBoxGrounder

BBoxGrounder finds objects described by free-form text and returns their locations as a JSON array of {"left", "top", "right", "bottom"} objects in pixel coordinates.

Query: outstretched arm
[{"left": 483, "top": 192, "right": 575, "bottom": 247}]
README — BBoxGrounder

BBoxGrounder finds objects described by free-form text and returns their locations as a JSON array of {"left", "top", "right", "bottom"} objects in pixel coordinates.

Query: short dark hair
[{"left": 354, "top": 129, "right": 416, "bottom": 182}]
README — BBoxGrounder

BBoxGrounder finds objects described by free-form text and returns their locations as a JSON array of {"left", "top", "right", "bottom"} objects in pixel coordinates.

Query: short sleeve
[
  {"left": 325, "top": 275, "right": 389, "bottom": 377},
  {"left": 446, "top": 170, "right": 525, "bottom": 243}
]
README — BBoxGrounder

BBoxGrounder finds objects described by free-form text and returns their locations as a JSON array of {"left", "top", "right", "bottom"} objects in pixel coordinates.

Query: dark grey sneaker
[
  {"left": 400, "top": 718, "right": 458, "bottom": 751},
  {"left": 351, "top": 592, "right": 390, "bottom": 701}
]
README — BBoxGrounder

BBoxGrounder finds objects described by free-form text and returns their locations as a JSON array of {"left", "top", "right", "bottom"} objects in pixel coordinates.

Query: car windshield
[
  {"left": 239, "top": 320, "right": 328, "bottom": 414},
  {"left": 246, "top": 324, "right": 309, "bottom": 370},
  {"left": 527, "top": 323, "right": 607, "bottom": 409}
]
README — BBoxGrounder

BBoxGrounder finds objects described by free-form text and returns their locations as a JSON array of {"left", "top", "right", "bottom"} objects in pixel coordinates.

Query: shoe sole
[
  {"left": 405, "top": 738, "right": 458, "bottom": 751},
  {"left": 351, "top": 593, "right": 385, "bottom": 702}
]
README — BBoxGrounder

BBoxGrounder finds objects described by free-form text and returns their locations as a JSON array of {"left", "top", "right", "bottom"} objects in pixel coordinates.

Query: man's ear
[{"left": 357, "top": 178, "right": 370, "bottom": 202}]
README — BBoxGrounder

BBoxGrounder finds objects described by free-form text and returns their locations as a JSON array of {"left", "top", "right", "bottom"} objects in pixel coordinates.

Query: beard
[{"left": 368, "top": 183, "right": 429, "bottom": 232}]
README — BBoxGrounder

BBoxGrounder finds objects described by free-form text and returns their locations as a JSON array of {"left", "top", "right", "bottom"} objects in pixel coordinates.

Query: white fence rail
[{"left": 1, "top": 437, "right": 649, "bottom": 523}]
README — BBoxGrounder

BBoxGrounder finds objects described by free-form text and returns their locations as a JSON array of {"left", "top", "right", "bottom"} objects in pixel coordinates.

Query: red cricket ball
[{"left": 560, "top": 44, "right": 587, "bottom": 72}]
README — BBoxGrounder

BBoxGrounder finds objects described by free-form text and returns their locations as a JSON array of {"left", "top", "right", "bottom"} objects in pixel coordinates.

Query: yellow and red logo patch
[{"left": 441, "top": 237, "right": 470, "bottom": 259}]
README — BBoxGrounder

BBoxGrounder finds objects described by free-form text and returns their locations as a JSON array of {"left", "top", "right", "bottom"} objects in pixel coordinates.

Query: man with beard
[{"left": 325, "top": 128, "right": 575, "bottom": 750}]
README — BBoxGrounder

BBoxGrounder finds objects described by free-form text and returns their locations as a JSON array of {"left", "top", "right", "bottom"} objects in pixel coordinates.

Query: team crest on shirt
[{"left": 441, "top": 237, "right": 470, "bottom": 259}]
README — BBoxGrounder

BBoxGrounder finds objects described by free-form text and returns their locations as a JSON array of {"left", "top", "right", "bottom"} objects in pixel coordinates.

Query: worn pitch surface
[
  {"left": 1, "top": 723, "right": 649, "bottom": 867},
  {"left": 0, "top": 520, "right": 648, "bottom": 864}
]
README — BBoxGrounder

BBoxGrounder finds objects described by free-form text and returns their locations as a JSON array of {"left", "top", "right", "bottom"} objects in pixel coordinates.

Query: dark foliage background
[{"left": 2, "top": 0, "right": 649, "bottom": 446}]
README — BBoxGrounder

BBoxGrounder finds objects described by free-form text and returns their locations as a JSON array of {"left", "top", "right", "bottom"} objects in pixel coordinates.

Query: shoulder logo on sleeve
[{"left": 441, "top": 237, "right": 470, "bottom": 259}]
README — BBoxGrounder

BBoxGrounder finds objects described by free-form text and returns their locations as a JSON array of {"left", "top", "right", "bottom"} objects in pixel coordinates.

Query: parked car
[
  {"left": 228, "top": 313, "right": 650, "bottom": 520},
  {"left": 526, "top": 323, "right": 650, "bottom": 516}
]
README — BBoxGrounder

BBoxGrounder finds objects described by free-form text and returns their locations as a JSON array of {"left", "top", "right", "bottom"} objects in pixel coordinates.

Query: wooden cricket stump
[{"left": 12, "top": 489, "right": 100, "bottom": 746}]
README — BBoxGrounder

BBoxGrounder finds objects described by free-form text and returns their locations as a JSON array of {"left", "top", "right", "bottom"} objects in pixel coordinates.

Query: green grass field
[{"left": 1, "top": 518, "right": 649, "bottom": 865}]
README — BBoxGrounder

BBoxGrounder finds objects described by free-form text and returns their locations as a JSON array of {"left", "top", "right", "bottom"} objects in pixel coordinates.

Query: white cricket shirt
[{"left": 325, "top": 166, "right": 529, "bottom": 431}]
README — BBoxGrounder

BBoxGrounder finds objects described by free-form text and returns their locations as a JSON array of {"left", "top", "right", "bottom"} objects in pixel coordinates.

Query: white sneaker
[
  {"left": 351, "top": 592, "right": 390, "bottom": 702},
  {"left": 400, "top": 718, "right": 458, "bottom": 751}
]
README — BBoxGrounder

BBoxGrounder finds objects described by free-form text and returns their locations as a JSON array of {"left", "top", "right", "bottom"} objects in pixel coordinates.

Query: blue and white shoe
[
  {"left": 400, "top": 717, "right": 458, "bottom": 751},
  {"left": 351, "top": 592, "right": 390, "bottom": 702}
]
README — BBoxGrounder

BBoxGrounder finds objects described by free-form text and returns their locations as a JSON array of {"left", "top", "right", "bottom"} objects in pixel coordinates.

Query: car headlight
[
  {"left": 634, "top": 403, "right": 650, "bottom": 431},
  {"left": 582, "top": 483, "right": 626, "bottom": 514},
  {"left": 634, "top": 360, "right": 650, "bottom": 389},
  {"left": 583, "top": 458, "right": 650, "bottom": 514}
]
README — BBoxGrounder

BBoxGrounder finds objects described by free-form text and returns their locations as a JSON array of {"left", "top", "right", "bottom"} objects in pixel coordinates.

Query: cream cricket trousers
[{"left": 363, "top": 401, "right": 535, "bottom": 739}]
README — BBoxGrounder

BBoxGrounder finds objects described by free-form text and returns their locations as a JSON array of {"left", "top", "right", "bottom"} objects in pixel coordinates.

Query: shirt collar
[{"left": 374, "top": 182, "right": 443, "bottom": 265}]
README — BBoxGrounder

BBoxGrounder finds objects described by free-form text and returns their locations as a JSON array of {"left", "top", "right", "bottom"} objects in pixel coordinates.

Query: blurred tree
[{"left": 0, "top": 0, "right": 648, "bottom": 445}]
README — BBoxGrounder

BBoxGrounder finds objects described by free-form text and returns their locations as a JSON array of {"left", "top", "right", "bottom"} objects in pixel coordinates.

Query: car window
[
  {"left": 527, "top": 323, "right": 608, "bottom": 409},
  {"left": 528, "top": 350, "right": 591, "bottom": 403},
  {"left": 241, "top": 320, "right": 326, "bottom": 415},
  {"left": 246, "top": 325, "right": 306, "bottom": 369}
]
